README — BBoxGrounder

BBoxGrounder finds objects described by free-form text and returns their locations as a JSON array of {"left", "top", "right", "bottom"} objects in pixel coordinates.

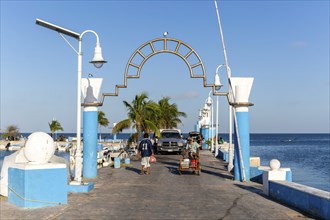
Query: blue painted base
[
  {"left": 8, "top": 164, "right": 67, "bottom": 208},
  {"left": 233, "top": 111, "right": 250, "bottom": 182},
  {"left": 201, "top": 127, "right": 210, "bottom": 149},
  {"left": 83, "top": 110, "right": 98, "bottom": 178},
  {"left": 269, "top": 181, "right": 330, "bottom": 219},
  {"left": 68, "top": 182, "right": 94, "bottom": 193}
]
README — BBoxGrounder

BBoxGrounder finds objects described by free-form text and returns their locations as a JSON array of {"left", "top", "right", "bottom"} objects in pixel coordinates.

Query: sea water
[
  {"left": 1, "top": 133, "right": 329, "bottom": 192},
  {"left": 249, "top": 133, "right": 330, "bottom": 192}
]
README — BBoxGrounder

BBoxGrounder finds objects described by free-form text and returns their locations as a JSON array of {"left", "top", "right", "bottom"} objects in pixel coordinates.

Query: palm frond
[{"left": 112, "top": 119, "right": 132, "bottom": 134}]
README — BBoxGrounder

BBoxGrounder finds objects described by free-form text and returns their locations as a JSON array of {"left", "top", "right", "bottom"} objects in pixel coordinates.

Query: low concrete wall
[
  {"left": 250, "top": 166, "right": 264, "bottom": 183},
  {"left": 250, "top": 166, "right": 292, "bottom": 184},
  {"left": 217, "top": 149, "right": 229, "bottom": 162},
  {"left": 269, "top": 180, "right": 330, "bottom": 219}
]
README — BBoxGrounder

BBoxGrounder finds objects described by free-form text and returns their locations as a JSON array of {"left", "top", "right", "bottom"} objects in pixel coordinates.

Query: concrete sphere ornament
[
  {"left": 269, "top": 159, "right": 281, "bottom": 170},
  {"left": 24, "top": 132, "right": 55, "bottom": 164}
]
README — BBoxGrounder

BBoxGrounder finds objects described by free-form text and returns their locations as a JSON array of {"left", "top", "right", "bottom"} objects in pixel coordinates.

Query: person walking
[
  {"left": 138, "top": 133, "right": 154, "bottom": 175},
  {"left": 152, "top": 135, "right": 158, "bottom": 155}
]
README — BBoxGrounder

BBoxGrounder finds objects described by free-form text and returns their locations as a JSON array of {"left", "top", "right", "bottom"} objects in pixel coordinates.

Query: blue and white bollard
[
  {"left": 230, "top": 77, "right": 254, "bottom": 182},
  {"left": 81, "top": 78, "right": 103, "bottom": 179},
  {"left": 83, "top": 106, "right": 98, "bottom": 178}
]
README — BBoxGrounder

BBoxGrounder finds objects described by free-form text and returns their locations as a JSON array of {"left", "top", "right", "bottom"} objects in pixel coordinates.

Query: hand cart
[{"left": 178, "top": 149, "right": 201, "bottom": 175}]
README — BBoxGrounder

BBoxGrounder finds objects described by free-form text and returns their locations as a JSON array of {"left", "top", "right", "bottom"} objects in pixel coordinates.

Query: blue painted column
[
  {"left": 83, "top": 106, "right": 98, "bottom": 178},
  {"left": 230, "top": 77, "right": 254, "bottom": 182},
  {"left": 233, "top": 108, "right": 250, "bottom": 181},
  {"left": 194, "top": 123, "right": 199, "bottom": 132},
  {"left": 201, "top": 126, "right": 209, "bottom": 149}
]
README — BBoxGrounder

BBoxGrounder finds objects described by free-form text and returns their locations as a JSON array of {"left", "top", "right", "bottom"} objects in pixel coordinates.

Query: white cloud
[{"left": 172, "top": 91, "right": 199, "bottom": 100}]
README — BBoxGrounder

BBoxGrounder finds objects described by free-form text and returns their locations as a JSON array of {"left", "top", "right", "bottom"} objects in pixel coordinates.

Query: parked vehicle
[
  {"left": 188, "top": 131, "right": 202, "bottom": 144},
  {"left": 157, "top": 129, "right": 185, "bottom": 154},
  {"left": 188, "top": 131, "right": 199, "bottom": 141}
]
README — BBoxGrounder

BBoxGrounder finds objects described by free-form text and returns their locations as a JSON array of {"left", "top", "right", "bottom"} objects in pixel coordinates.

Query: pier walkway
[{"left": 0, "top": 151, "right": 313, "bottom": 219}]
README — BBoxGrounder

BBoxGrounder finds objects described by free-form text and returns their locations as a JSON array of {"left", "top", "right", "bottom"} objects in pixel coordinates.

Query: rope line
[{"left": 8, "top": 187, "right": 62, "bottom": 205}]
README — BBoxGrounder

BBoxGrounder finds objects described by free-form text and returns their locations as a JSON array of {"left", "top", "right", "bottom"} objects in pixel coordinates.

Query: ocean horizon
[{"left": 1, "top": 132, "right": 329, "bottom": 140}]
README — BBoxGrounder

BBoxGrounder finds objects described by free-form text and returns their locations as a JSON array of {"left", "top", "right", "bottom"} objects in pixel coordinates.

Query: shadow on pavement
[
  {"left": 234, "top": 183, "right": 264, "bottom": 195},
  {"left": 202, "top": 164, "right": 228, "bottom": 171},
  {"left": 125, "top": 166, "right": 141, "bottom": 174},
  {"left": 201, "top": 169, "right": 233, "bottom": 180},
  {"left": 158, "top": 160, "right": 179, "bottom": 167},
  {"left": 165, "top": 166, "right": 180, "bottom": 175}
]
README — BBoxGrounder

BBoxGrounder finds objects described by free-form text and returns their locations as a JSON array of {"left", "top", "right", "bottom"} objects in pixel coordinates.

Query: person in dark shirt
[
  {"left": 138, "top": 133, "right": 154, "bottom": 175},
  {"left": 152, "top": 135, "right": 158, "bottom": 155}
]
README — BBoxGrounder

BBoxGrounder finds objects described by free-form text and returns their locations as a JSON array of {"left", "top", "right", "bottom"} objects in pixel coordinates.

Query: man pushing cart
[{"left": 178, "top": 137, "right": 201, "bottom": 175}]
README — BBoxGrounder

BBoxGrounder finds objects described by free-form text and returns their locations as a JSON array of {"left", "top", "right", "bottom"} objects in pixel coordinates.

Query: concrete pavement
[{"left": 0, "top": 151, "right": 314, "bottom": 220}]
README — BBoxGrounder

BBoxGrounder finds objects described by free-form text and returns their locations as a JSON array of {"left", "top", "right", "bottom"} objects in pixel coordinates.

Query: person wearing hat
[{"left": 186, "top": 137, "right": 199, "bottom": 158}]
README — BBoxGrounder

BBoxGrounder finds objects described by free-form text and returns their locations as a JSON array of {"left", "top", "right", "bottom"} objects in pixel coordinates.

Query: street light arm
[
  {"left": 208, "top": 90, "right": 212, "bottom": 98},
  {"left": 80, "top": 30, "right": 100, "bottom": 44},
  {"left": 216, "top": 64, "right": 225, "bottom": 74},
  {"left": 80, "top": 30, "right": 107, "bottom": 68}
]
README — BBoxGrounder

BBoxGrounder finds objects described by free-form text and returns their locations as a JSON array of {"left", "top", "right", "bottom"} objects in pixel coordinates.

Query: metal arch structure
[{"left": 91, "top": 37, "right": 214, "bottom": 107}]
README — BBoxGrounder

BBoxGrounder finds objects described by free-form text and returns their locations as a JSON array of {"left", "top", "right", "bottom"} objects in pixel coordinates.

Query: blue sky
[{"left": 1, "top": 1, "right": 329, "bottom": 134}]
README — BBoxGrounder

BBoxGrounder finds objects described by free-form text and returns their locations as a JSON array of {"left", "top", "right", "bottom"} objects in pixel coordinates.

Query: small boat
[
  {"left": 56, "top": 142, "right": 72, "bottom": 152},
  {"left": 281, "top": 138, "right": 296, "bottom": 143},
  {"left": 97, "top": 147, "right": 112, "bottom": 167},
  {"left": 8, "top": 144, "right": 24, "bottom": 151}
]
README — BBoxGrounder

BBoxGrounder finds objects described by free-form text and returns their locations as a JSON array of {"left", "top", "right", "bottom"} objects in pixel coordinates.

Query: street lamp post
[
  {"left": 213, "top": 64, "right": 254, "bottom": 182},
  {"left": 214, "top": 64, "right": 234, "bottom": 171},
  {"left": 36, "top": 19, "right": 107, "bottom": 184},
  {"left": 206, "top": 91, "right": 213, "bottom": 152},
  {"left": 214, "top": 65, "right": 224, "bottom": 157}
]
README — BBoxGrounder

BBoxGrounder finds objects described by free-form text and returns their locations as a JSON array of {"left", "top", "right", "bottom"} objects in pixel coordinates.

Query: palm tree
[
  {"left": 48, "top": 119, "right": 63, "bottom": 140},
  {"left": 112, "top": 92, "right": 159, "bottom": 142},
  {"left": 2, "top": 125, "right": 19, "bottom": 141},
  {"left": 98, "top": 110, "right": 109, "bottom": 141},
  {"left": 156, "top": 97, "right": 187, "bottom": 129}
]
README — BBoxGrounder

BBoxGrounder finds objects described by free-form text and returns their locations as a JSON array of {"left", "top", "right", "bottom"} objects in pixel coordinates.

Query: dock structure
[{"left": 0, "top": 151, "right": 312, "bottom": 219}]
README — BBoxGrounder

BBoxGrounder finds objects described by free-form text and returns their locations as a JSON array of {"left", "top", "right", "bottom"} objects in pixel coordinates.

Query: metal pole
[
  {"left": 228, "top": 104, "right": 233, "bottom": 171},
  {"left": 208, "top": 102, "right": 211, "bottom": 150},
  {"left": 214, "top": 1, "right": 248, "bottom": 180},
  {"left": 215, "top": 95, "right": 219, "bottom": 156},
  {"left": 74, "top": 30, "right": 101, "bottom": 184},
  {"left": 208, "top": 90, "right": 214, "bottom": 151},
  {"left": 214, "top": 0, "right": 230, "bottom": 75},
  {"left": 211, "top": 97, "right": 214, "bottom": 152},
  {"left": 74, "top": 39, "right": 83, "bottom": 183}
]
